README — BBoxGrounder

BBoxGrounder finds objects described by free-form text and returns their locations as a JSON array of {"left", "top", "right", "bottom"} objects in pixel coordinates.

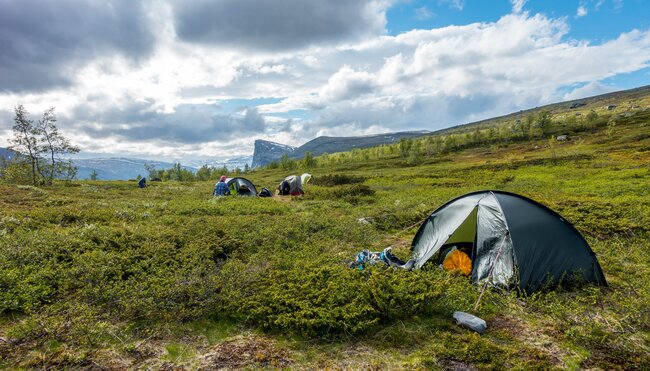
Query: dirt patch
[
  {"left": 581, "top": 343, "right": 650, "bottom": 370},
  {"left": 198, "top": 336, "right": 292, "bottom": 370},
  {"left": 489, "top": 315, "right": 527, "bottom": 336},
  {"left": 489, "top": 315, "right": 566, "bottom": 367}
]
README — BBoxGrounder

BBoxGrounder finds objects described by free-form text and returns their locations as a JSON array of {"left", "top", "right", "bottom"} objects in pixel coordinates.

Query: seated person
[{"left": 213, "top": 175, "right": 230, "bottom": 196}]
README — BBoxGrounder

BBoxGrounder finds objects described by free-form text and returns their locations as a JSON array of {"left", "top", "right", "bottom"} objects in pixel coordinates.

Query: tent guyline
[{"left": 382, "top": 215, "right": 430, "bottom": 243}]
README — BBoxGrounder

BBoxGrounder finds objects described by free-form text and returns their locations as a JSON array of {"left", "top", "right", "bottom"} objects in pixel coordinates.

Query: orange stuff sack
[{"left": 443, "top": 249, "right": 472, "bottom": 276}]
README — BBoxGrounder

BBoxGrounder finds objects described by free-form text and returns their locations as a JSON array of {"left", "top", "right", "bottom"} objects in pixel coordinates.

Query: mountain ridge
[{"left": 252, "top": 130, "right": 431, "bottom": 168}]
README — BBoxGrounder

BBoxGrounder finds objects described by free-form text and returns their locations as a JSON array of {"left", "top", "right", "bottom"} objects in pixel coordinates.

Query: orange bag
[{"left": 443, "top": 249, "right": 472, "bottom": 276}]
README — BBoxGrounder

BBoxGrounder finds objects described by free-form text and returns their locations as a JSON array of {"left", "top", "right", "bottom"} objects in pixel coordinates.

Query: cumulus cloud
[
  {"left": 1, "top": 2, "right": 650, "bottom": 159},
  {"left": 563, "top": 82, "right": 616, "bottom": 101},
  {"left": 0, "top": 0, "right": 156, "bottom": 93},
  {"left": 68, "top": 101, "right": 269, "bottom": 144},
  {"left": 576, "top": 5, "right": 588, "bottom": 17},
  {"left": 172, "top": 0, "right": 389, "bottom": 51},
  {"left": 261, "top": 13, "right": 650, "bottom": 138}
]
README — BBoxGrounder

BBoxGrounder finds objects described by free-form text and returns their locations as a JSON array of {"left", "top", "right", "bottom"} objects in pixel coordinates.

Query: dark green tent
[{"left": 411, "top": 190, "right": 606, "bottom": 293}]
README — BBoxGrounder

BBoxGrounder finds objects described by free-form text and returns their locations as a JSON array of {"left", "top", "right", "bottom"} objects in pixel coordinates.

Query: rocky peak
[{"left": 251, "top": 140, "right": 296, "bottom": 168}]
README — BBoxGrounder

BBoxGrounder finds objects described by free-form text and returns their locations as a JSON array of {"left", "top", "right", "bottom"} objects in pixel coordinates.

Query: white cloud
[
  {"left": 563, "top": 82, "right": 616, "bottom": 101},
  {"left": 576, "top": 6, "right": 588, "bottom": 17},
  {"left": 438, "top": 0, "right": 464, "bottom": 11},
  {"left": 1, "top": 2, "right": 649, "bottom": 159},
  {"left": 510, "top": 0, "right": 527, "bottom": 14},
  {"left": 415, "top": 6, "right": 434, "bottom": 20}
]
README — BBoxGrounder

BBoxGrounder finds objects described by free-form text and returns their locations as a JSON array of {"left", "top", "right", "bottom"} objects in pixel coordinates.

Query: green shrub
[
  {"left": 315, "top": 174, "right": 366, "bottom": 186},
  {"left": 332, "top": 184, "right": 375, "bottom": 198}
]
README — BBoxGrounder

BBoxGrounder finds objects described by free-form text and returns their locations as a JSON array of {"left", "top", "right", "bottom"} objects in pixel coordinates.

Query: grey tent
[
  {"left": 411, "top": 190, "right": 606, "bottom": 293},
  {"left": 279, "top": 173, "right": 312, "bottom": 195},
  {"left": 225, "top": 177, "right": 257, "bottom": 197}
]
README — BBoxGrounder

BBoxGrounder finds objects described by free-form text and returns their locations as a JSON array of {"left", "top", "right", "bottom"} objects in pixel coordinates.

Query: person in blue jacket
[{"left": 213, "top": 175, "right": 230, "bottom": 196}]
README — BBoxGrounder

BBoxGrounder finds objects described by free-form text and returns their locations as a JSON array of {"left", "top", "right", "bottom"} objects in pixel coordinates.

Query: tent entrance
[{"left": 435, "top": 206, "right": 478, "bottom": 264}]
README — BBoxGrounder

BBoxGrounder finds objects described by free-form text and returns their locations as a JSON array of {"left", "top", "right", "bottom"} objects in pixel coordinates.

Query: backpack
[{"left": 258, "top": 188, "right": 272, "bottom": 197}]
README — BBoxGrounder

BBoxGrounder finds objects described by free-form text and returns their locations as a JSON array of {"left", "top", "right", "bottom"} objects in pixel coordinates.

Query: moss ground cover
[{"left": 1, "top": 108, "right": 649, "bottom": 369}]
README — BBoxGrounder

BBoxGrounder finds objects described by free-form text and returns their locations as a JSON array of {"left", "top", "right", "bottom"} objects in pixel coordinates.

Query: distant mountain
[
  {"left": 251, "top": 131, "right": 430, "bottom": 168},
  {"left": 252, "top": 140, "right": 296, "bottom": 168},
  {"left": 1, "top": 148, "right": 248, "bottom": 180},
  {"left": 0, "top": 147, "right": 18, "bottom": 161},
  {"left": 293, "top": 131, "right": 431, "bottom": 159},
  {"left": 186, "top": 156, "right": 253, "bottom": 171},
  {"left": 73, "top": 158, "right": 197, "bottom": 181}
]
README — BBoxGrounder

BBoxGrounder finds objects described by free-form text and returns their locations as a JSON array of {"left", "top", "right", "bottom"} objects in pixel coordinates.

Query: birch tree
[
  {"left": 36, "top": 107, "right": 79, "bottom": 184},
  {"left": 8, "top": 105, "right": 41, "bottom": 185}
]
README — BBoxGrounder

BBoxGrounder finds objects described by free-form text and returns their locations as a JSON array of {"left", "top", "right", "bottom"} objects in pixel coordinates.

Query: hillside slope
[
  {"left": 252, "top": 130, "right": 430, "bottom": 167},
  {"left": 252, "top": 85, "right": 649, "bottom": 168}
]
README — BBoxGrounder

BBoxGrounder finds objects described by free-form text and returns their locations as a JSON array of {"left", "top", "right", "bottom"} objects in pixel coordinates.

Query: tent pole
[{"left": 473, "top": 231, "right": 509, "bottom": 312}]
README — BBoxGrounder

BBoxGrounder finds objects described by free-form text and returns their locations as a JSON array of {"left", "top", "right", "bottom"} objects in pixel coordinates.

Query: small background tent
[
  {"left": 411, "top": 190, "right": 606, "bottom": 293},
  {"left": 225, "top": 177, "right": 257, "bottom": 196}
]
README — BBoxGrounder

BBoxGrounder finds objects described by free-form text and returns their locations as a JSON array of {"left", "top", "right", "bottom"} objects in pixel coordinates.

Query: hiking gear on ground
[
  {"left": 258, "top": 188, "right": 272, "bottom": 197},
  {"left": 411, "top": 190, "right": 606, "bottom": 293},
  {"left": 453, "top": 311, "right": 487, "bottom": 333},
  {"left": 138, "top": 177, "right": 147, "bottom": 188},
  {"left": 442, "top": 248, "right": 472, "bottom": 276},
  {"left": 351, "top": 247, "right": 414, "bottom": 270}
]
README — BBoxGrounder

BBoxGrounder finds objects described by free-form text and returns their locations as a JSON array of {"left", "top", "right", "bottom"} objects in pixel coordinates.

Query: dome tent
[
  {"left": 225, "top": 177, "right": 257, "bottom": 196},
  {"left": 278, "top": 173, "right": 311, "bottom": 196},
  {"left": 411, "top": 190, "right": 607, "bottom": 293}
]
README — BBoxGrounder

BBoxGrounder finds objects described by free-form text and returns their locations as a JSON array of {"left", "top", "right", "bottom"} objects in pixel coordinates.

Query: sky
[{"left": 0, "top": 0, "right": 649, "bottom": 162}]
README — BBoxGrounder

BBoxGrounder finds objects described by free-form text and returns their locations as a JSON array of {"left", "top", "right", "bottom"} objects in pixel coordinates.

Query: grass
[{"left": 0, "top": 105, "right": 649, "bottom": 369}]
